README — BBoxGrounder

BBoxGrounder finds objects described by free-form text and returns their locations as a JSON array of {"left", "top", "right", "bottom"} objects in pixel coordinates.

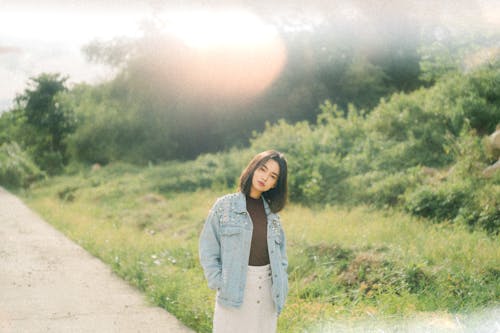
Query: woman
[{"left": 199, "top": 150, "right": 289, "bottom": 333}]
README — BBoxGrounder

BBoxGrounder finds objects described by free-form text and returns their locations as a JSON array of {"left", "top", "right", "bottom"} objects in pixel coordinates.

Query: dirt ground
[{"left": 0, "top": 187, "right": 194, "bottom": 333}]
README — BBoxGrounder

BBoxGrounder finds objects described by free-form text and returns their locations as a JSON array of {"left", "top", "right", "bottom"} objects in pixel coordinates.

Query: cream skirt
[{"left": 213, "top": 264, "right": 278, "bottom": 333}]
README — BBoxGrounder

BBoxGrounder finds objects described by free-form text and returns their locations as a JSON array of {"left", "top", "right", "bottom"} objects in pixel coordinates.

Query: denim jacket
[{"left": 199, "top": 192, "right": 288, "bottom": 314}]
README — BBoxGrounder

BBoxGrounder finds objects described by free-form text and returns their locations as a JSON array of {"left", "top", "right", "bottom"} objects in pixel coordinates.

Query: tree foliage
[
  {"left": 70, "top": 16, "right": 424, "bottom": 163},
  {"left": 248, "top": 60, "right": 500, "bottom": 233},
  {"left": 12, "top": 73, "right": 76, "bottom": 173}
]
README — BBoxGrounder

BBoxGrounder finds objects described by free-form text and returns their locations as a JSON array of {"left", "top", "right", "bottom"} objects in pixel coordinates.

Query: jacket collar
[
  {"left": 234, "top": 192, "right": 247, "bottom": 213},
  {"left": 235, "top": 191, "right": 278, "bottom": 221}
]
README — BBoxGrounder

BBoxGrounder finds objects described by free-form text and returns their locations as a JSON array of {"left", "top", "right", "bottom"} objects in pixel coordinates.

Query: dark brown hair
[{"left": 239, "top": 150, "right": 288, "bottom": 213}]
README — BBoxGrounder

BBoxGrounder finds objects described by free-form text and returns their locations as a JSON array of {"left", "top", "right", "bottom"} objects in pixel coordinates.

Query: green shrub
[
  {"left": 454, "top": 181, "right": 500, "bottom": 235},
  {"left": 404, "top": 182, "right": 474, "bottom": 222},
  {"left": 366, "top": 91, "right": 454, "bottom": 170},
  {"left": 476, "top": 204, "right": 500, "bottom": 235},
  {"left": 404, "top": 264, "right": 433, "bottom": 293},
  {"left": 0, "top": 142, "right": 45, "bottom": 189},
  {"left": 147, "top": 150, "right": 251, "bottom": 194},
  {"left": 343, "top": 171, "right": 387, "bottom": 205},
  {"left": 34, "top": 150, "right": 65, "bottom": 175},
  {"left": 375, "top": 169, "right": 423, "bottom": 207}
]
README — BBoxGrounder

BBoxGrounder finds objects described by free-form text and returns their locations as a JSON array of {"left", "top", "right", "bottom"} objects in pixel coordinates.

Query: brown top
[{"left": 246, "top": 195, "right": 270, "bottom": 266}]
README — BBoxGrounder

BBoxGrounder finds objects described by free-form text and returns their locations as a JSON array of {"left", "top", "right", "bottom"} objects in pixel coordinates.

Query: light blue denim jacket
[{"left": 199, "top": 192, "right": 289, "bottom": 314}]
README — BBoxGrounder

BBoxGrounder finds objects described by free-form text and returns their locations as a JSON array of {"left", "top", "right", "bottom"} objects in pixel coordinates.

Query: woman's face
[{"left": 250, "top": 159, "right": 280, "bottom": 198}]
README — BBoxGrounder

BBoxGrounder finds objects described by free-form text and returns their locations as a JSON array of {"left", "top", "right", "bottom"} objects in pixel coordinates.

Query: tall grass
[{"left": 20, "top": 163, "right": 499, "bottom": 332}]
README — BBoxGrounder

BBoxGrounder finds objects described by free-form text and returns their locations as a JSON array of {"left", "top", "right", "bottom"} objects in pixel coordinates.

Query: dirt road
[{"left": 0, "top": 187, "right": 194, "bottom": 333}]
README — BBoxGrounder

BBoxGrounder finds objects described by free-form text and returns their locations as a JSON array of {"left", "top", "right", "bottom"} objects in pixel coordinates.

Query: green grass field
[{"left": 20, "top": 163, "right": 499, "bottom": 332}]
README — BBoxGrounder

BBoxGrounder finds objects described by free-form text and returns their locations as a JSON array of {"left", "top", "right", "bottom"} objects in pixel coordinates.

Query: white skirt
[{"left": 213, "top": 264, "right": 278, "bottom": 333}]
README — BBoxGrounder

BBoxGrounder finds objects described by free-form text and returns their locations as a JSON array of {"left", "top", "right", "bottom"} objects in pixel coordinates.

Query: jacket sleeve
[
  {"left": 280, "top": 225, "right": 288, "bottom": 273},
  {"left": 279, "top": 223, "right": 289, "bottom": 308},
  {"left": 199, "top": 202, "right": 223, "bottom": 291}
]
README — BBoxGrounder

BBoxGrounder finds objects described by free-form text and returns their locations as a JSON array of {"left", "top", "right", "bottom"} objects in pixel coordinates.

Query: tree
[{"left": 15, "top": 73, "right": 75, "bottom": 173}]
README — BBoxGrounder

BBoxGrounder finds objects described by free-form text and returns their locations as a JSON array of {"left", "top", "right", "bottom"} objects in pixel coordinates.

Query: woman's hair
[{"left": 239, "top": 150, "right": 288, "bottom": 213}]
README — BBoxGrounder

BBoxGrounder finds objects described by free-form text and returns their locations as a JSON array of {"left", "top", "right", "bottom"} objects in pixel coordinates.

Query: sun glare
[
  {"left": 159, "top": 8, "right": 287, "bottom": 103},
  {"left": 163, "top": 9, "right": 280, "bottom": 49}
]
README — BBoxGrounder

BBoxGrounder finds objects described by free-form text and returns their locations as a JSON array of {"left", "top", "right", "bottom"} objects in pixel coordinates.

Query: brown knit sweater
[{"left": 246, "top": 195, "right": 270, "bottom": 266}]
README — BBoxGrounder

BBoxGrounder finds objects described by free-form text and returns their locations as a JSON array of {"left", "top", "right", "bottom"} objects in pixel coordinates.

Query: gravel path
[{"left": 0, "top": 187, "right": 194, "bottom": 333}]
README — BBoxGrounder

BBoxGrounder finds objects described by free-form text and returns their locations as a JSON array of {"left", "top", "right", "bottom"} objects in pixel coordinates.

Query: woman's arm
[
  {"left": 199, "top": 204, "right": 223, "bottom": 290},
  {"left": 279, "top": 226, "right": 288, "bottom": 273}
]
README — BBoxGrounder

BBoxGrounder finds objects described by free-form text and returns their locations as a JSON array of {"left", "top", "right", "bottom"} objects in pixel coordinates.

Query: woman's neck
[{"left": 249, "top": 189, "right": 261, "bottom": 199}]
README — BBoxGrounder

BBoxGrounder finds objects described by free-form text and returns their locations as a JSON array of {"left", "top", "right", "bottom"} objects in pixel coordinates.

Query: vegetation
[
  {"left": 0, "top": 142, "right": 45, "bottom": 189},
  {"left": 2, "top": 23, "right": 499, "bottom": 166},
  {"left": 20, "top": 163, "right": 499, "bottom": 332},
  {"left": 1, "top": 14, "right": 499, "bottom": 333},
  {"left": 11, "top": 73, "right": 76, "bottom": 173},
  {"left": 247, "top": 63, "right": 500, "bottom": 234}
]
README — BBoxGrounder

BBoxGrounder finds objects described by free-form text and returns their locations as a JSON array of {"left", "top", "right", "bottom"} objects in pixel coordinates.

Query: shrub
[
  {"left": 454, "top": 181, "right": 500, "bottom": 235},
  {"left": 0, "top": 142, "right": 45, "bottom": 189},
  {"left": 148, "top": 150, "right": 251, "bottom": 194},
  {"left": 403, "top": 182, "right": 474, "bottom": 222},
  {"left": 404, "top": 264, "right": 433, "bottom": 293},
  {"left": 372, "top": 169, "right": 422, "bottom": 207},
  {"left": 34, "top": 150, "right": 65, "bottom": 175},
  {"left": 476, "top": 204, "right": 500, "bottom": 235}
]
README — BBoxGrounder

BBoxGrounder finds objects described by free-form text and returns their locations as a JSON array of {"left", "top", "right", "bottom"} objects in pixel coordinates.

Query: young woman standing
[{"left": 199, "top": 150, "right": 289, "bottom": 332}]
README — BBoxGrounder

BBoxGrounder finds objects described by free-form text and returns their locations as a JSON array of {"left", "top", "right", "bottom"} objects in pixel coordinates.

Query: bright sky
[
  {"left": 1, "top": 0, "right": 499, "bottom": 112},
  {"left": 0, "top": 2, "right": 150, "bottom": 111},
  {"left": 161, "top": 9, "right": 280, "bottom": 49},
  {"left": 0, "top": 1, "right": 289, "bottom": 110}
]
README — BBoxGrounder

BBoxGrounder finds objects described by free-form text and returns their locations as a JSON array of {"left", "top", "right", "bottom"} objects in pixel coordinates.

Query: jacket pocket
[
  {"left": 221, "top": 227, "right": 243, "bottom": 256},
  {"left": 220, "top": 226, "right": 244, "bottom": 272},
  {"left": 221, "top": 226, "right": 243, "bottom": 236}
]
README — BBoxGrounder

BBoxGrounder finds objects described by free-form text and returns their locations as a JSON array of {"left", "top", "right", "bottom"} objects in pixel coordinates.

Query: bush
[
  {"left": 476, "top": 204, "right": 500, "bottom": 235},
  {"left": 34, "top": 150, "right": 65, "bottom": 175},
  {"left": 403, "top": 182, "right": 474, "bottom": 222},
  {"left": 346, "top": 168, "right": 423, "bottom": 207},
  {"left": 0, "top": 142, "right": 45, "bottom": 189},
  {"left": 404, "top": 264, "right": 433, "bottom": 293},
  {"left": 148, "top": 150, "right": 251, "bottom": 194},
  {"left": 454, "top": 181, "right": 500, "bottom": 235}
]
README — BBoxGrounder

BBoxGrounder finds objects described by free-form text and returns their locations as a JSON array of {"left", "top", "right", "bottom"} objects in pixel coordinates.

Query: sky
[
  {"left": 1, "top": 0, "right": 499, "bottom": 112},
  {"left": 0, "top": 0, "right": 153, "bottom": 111}
]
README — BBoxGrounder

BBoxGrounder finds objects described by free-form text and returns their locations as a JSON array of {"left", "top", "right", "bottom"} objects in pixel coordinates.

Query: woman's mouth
[{"left": 257, "top": 180, "right": 265, "bottom": 187}]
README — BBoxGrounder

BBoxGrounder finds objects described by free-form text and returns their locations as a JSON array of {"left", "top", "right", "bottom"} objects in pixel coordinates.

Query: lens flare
[{"left": 159, "top": 9, "right": 287, "bottom": 104}]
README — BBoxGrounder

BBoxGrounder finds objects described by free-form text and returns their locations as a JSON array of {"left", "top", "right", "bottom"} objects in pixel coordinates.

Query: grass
[{"left": 19, "top": 162, "right": 500, "bottom": 332}]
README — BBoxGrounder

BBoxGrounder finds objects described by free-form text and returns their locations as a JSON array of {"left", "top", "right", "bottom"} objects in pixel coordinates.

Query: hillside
[{"left": 19, "top": 160, "right": 499, "bottom": 332}]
